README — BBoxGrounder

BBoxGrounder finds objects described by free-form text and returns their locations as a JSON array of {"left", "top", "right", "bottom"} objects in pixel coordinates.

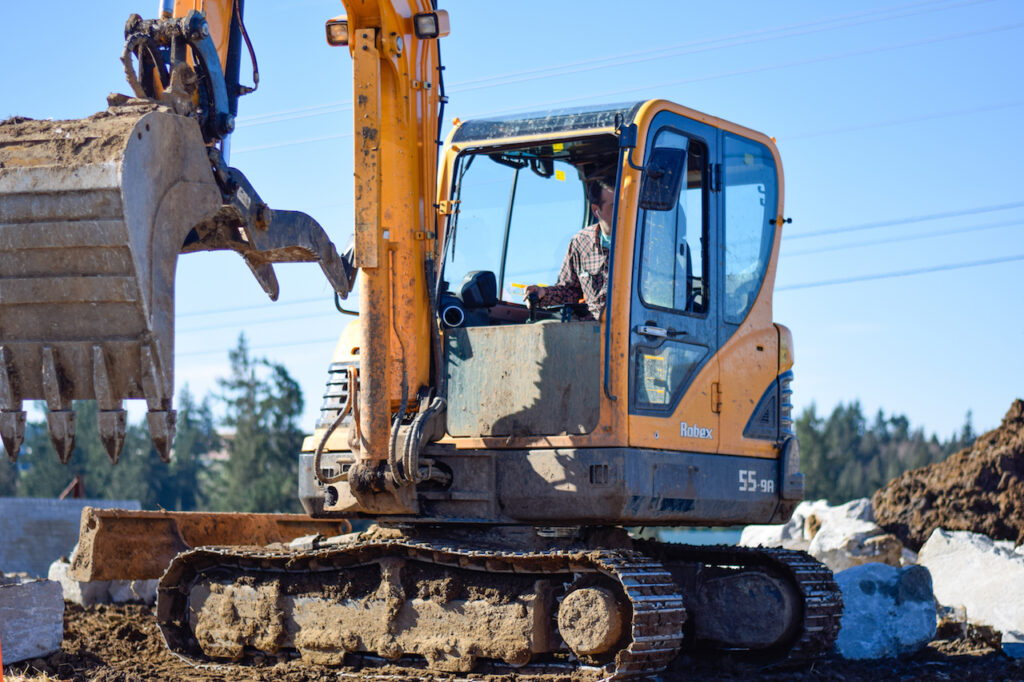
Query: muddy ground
[
  {"left": 874, "top": 399, "right": 1024, "bottom": 550},
  {"left": 4, "top": 602, "right": 1022, "bottom": 682}
]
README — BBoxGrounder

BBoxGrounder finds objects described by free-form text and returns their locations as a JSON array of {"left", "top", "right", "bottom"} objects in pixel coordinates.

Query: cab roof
[{"left": 450, "top": 101, "right": 644, "bottom": 144}]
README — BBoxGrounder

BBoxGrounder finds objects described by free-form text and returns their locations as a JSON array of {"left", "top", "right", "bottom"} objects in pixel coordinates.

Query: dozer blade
[
  {"left": 68, "top": 507, "right": 351, "bottom": 581},
  {"left": 0, "top": 101, "right": 223, "bottom": 463}
]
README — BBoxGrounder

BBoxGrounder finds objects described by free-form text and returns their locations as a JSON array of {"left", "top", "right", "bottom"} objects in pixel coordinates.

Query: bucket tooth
[
  {"left": 47, "top": 409, "right": 77, "bottom": 464},
  {"left": 0, "top": 346, "right": 25, "bottom": 461},
  {"left": 0, "top": 410, "right": 26, "bottom": 462},
  {"left": 148, "top": 410, "right": 176, "bottom": 462},
  {"left": 97, "top": 409, "right": 128, "bottom": 464}
]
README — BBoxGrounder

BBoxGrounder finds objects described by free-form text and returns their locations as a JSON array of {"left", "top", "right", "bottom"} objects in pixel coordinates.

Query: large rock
[
  {"left": 834, "top": 562, "right": 937, "bottom": 659},
  {"left": 0, "top": 577, "right": 64, "bottom": 664},
  {"left": 873, "top": 399, "right": 1024, "bottom": 551},
  {"left": 741, "top": 498, "right": 903, "bottom": 573},
  {"left": 740, "top": 499, "right": 841, "bottom": 552},
  {"left": 918, "top": 528, "right": 1024, "bottom": 658},
  {"left": 48, "top": 558, "right": 157, "bottom": 606},
  {"left": 808, "top": 518, "right": 904, "bottom": 573}
]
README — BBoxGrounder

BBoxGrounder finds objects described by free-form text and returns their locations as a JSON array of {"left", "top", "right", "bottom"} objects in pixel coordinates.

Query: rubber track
[
  {"left": 158, "top": 539, "right": 686, "bottom": 679},
  {"left": 649, "top": 543, "right": 844, "bottom": 664}
]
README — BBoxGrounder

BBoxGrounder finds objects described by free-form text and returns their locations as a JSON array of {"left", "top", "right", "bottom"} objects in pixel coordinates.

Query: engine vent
[
  {"left": 743, "top": 371, "right": 792, "bottom": 441},
  {"left": 779, "top": 370, "right": 795, "bottom": 438}
]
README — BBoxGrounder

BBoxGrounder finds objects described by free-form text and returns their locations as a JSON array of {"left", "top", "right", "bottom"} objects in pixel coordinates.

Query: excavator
[{"left": 0, "top": 0, "right": 842, "bottom": 677}]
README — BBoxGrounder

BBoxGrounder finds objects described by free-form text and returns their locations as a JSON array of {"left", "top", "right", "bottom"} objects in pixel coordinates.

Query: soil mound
[{"left": 873, "top": 399, "right": 1024, "bottom": 551}]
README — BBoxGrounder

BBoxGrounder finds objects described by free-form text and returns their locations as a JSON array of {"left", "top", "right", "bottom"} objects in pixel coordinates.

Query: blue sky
[{"left": 3, "top": 0, "right": 1022, "bottom": 439}]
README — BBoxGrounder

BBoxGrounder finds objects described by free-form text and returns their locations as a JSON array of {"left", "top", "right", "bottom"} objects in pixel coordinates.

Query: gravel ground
[{"left": 3, "top": 602, "right": 1022, "bottom": 682}]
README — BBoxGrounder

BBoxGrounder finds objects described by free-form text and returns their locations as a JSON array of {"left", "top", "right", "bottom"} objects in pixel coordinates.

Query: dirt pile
[{"left": 873, "top": 399, "right": 1024, "bottom": 551}]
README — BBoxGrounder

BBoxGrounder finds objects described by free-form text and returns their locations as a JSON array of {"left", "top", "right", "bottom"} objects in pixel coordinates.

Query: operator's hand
[{"left": 524, "top": 284, "right": 546, "bottom": 302}]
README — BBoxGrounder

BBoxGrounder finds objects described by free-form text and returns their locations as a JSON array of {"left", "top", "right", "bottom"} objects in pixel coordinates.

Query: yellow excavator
[{"left": 0, "top": 0, "right": 841, "bottom": 676}]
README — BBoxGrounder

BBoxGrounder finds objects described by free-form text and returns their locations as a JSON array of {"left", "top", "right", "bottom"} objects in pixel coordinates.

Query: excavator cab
[{"left": 303, "top": 100, "right": 803, "bottom": 527}]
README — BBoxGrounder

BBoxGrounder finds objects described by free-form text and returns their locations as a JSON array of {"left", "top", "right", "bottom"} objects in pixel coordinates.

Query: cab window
[
  {"left": 723, "top": 133, "right": 778, "bottom": 324},
  {"left": 637, "top": 130, "right": 708, "bottom": 315}
]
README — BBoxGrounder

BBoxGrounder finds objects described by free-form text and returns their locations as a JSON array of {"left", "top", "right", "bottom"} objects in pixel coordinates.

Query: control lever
[{"left": 527, "top": 291, "right": 539, "bottom": 322}]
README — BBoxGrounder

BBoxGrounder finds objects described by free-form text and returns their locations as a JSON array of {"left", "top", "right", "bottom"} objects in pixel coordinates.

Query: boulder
[
  {"left": 740, "top": 498, "right": 837, "bottom": 552},
  {"left": 0, "top": 577, "right": 64, "bottom": 664},
  {"left": 808, "top": 520, "right": 904, "bottom": 573},
  {"left": 834, "top": 562, "right": 937, "bottom": 660},
  {"left": 47, "top": 558, "right": 157, "bottom": 606},
  {"left": 918, "top": 528, "right": 1024, "bottom": 658},
  {"left": 741, "top": 498, "right": 904, "bottom": 574}
]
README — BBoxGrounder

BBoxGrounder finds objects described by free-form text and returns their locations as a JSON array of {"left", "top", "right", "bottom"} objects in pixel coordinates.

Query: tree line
[
  {"left": 1, "top": 338, "right": 978, "bottom": 511},
  {"left": 796, "top": 401, "right": 976, "bottom": 504},
  {"left": 0, "top": 335, "right": 305, "bottom": 514}
]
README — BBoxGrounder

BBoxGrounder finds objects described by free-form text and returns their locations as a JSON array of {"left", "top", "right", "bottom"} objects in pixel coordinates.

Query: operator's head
[{"left": 587, "top": 179, "right": 615, "bottom": 235}]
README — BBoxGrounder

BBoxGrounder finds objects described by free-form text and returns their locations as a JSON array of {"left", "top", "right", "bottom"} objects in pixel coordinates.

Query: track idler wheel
[{"left": 557, "top": 586, "right": 626, "bottom": 657}]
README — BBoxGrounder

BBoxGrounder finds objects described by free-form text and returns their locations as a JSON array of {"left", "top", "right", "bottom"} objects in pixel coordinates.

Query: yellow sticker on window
[
  {"left": 552, "top": 142, "right": 564, "bottom": 152},
  {"left": 555, "top": 169, "right": 566, "bottom": 181}
]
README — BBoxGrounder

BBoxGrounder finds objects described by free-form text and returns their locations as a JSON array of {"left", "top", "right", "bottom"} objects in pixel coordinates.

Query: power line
[
  {"left": 178, "top": 296, "right": 330, "bottom": 318},
  {"left": 449, "top": 0, "right": 994, "bottom": 95},
  {"left": 783, "top": 218, "right": 1023, "bottom": 257},
  {"left": 176, "top": 337, "right": 339, "bottom": 358},
  {"left": 778, "top": 253, "right": 1024, "bottom": 291},
  {"left": 232, "top": 19, "right": 1024, "bottom": 155},
  {"left": 780, "top": 100, "right": 1024, "bottom": 141},
  {"left": 236, "top": 0, "right": 988, "bottom": 128},
  {"left": 178, "top": 309, "right": 345, "bottom": 335},
  {"left": 463, "top": 20, "right": 1024, "bottom": 120},
  {"left": 785, "top": 200, "right": 1024, "bottom": 240}
]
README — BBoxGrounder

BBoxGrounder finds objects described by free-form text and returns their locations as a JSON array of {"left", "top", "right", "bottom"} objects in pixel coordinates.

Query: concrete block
[
  {"left": 0, "top": 578, "right": 64, "bottom": 664},
  {"left": 0, "top": 497, "right": 140, "bottom": 577},
  {"left": 47, "top": 558, "right": 157, "bottom": 606}
]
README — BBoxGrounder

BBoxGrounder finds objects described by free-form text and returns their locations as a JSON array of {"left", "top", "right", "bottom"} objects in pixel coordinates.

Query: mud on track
[{"left": 3, "top": 602, "right": 1022, "bottom": 682}]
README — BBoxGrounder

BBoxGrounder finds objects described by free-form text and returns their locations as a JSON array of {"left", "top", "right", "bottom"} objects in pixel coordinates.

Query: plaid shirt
[{"left": 538, "top": 224, "right": 608, "bottom": 320}]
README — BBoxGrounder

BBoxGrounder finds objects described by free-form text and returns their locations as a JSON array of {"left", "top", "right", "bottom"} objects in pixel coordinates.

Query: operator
[{"left": 524, "top": 179, "right": 615, "bottom": 321}]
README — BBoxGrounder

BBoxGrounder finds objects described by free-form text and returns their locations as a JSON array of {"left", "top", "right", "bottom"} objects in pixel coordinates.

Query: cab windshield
[{"left": 441, "top": 136, "right": 618, "bottom": 310}]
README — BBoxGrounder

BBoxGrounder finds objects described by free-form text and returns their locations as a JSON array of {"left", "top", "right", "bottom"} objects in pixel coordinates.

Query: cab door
[{"left": 627, "top": 112, "right": 720, "bottom": 452}]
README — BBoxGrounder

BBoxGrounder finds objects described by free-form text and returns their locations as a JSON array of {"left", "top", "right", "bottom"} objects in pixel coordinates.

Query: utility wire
[
  {"left": 460, "top": 21, "right": 1024, "bottom": 120},
  {"left": 778, "top": 253, "right": 1024, "bottom": 290},
  {"left": 178, "top": 296, "right": 329, "bottom": 318},
  {"left": 448, "top": 0, "right": 994, "bottom": 95},
  {"left": 784, "top": 218, "right": 1022, "bottom": 257},
  {"left": 781, "top": 100, "right": 1024, "bottom": 141},
  {"left": 236, "top": 0, "right": 988, "bottom": 127},
  {"left": 176, "top": 337, "right": 339, "bottom": 358},
  {"left": 178, "top": 309, "right": 343, "bottom": 334},
  {"left": 785, "top": 200, "right": 1024, "bottom": 240},
  {"left": 232, "top": 18, "right": 1024, "bottom": 154}
]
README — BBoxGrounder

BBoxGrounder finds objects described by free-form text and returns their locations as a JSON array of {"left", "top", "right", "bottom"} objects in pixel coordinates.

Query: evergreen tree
[
  {"left": 797, "top": 401, "right": 974, "bottom": 504},
  {"left": 210, "top": 335, "right": 304, "bottom": 513}
]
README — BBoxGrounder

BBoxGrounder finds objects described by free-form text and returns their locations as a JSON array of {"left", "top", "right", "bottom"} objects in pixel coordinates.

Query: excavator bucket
[{"left": 0, "top": 101, "right": 225, "bottom": 464}]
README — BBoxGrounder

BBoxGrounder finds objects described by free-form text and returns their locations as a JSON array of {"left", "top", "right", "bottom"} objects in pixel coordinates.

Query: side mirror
[{"left": 639, "top": 147, "right": 686, "bottom": 211}]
